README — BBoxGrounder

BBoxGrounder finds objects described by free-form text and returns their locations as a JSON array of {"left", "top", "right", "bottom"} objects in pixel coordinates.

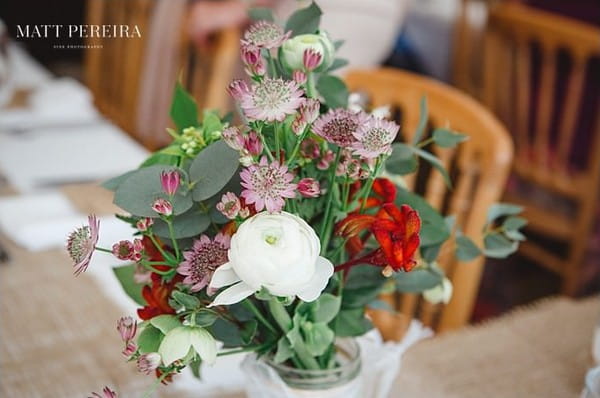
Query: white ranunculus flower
[
  {"left": 423, "top": 277, "right": 453, "bottom": 305},
  {"left": 280, "top": 31, "right": 335, "bottom": 72},
  {"left": 208, "top": 211, "right": 333, "bottom": 306}
]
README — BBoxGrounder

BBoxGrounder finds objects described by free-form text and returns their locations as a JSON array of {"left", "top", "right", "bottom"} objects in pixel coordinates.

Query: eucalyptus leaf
[
  {"left": 456, "top": 235, "right": 482, "bottom": 262},
  {"left": 311, "top": 294, "right": 341, "bottom": 323},
  {"left": 328, "top": 58, "right": 349, "bottom": 72},
  {"left": 102, "top": 170, "right": 136, "bottom": 192},
  {"left": 503, "top": 216, "right": 528, "bottom": 231},
  {"left": 113, "top": 165, "right": 192, "bottom": 217},
  {"left": 241, "top": 320, "right": 258, "bottom": 345},
  {"left": 139, "top": 151, "right": 180, "bottom": 167},
  {"left": 411, "top": 147, "right": 452, "bottom": 188},
  {"left": 412, "top": 96, "right": 428, "bottom": 145},
  {"left": 505, "top": 229, "right": 526, "bottom": 241},
  {"left": 420, "top": 243, "right": 442, "bottom": 262},
  {"left": 317, "top": 75, "right": 349, "bottom": 109},
  {"left": 285, "top": 2, "right": 322, "bottom": 36},
  {"left": 386, "top": 143, "right": 418, "bottom": 175},
  {"left": 189, "top": 140, "right": 240, "bottom": 201},
  {"left": 153, "top": 210, "right": 211, "bottom": 239},
  {"left": 484, "top": 233, "right": 519, "bottom": 258},
  {"left": 172, "top": 291, "right": 201, "bottom": 310},
  {"left": 395, "top": 268, "right": 443, "bottom": 293},
  {"left": 432, "top": 128, "right": 468, "bottom": 148},
  {"left": 170, "top": 82, "right": 199, "bottom": 130},
  {"left": 486, "top": 203, "right": 523, "bottom": 223},
  {"left": 112, "top": 264, "right": 146, "bottom": 305},
  {"left": 342, "top": 285, "right": 381, "bottom": 309}
]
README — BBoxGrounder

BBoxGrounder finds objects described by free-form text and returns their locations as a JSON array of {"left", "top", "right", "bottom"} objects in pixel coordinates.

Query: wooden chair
[
  {"left": 84, "top": 0, "right": 240, "bottom": 149},
  {"left": 345, "top": 68, "right": 513, "bottom": 334},
  {"left": 482, "top": 2, "right": 600, "bottom": 294}
]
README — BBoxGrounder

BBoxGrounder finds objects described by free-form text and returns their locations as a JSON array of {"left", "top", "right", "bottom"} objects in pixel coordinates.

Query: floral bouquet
[{"left": 69, "top": 3, "right": 525, "bottom": 397}]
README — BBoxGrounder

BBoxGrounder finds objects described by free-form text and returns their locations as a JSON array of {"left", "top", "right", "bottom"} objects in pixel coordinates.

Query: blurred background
[{"left": 0, "top": 0, "right": 599, "bottom": 396}]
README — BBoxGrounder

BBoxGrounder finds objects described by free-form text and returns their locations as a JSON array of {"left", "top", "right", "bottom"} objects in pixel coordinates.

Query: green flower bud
[{"left": 280, "top": 31, "right": 335, "bottom": 73}]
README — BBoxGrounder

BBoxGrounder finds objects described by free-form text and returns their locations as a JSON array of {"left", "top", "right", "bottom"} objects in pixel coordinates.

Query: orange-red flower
[
  {"left": 137, "top": 272, "right": 180, "bottom": 320},
  {"left": 336, "top": 203, "right": 421, "bottom": 274}
]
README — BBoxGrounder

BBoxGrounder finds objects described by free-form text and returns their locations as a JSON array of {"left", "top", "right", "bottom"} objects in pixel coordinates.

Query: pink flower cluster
[
  {"left": 112, "top": 238, "right": 144, "bottom": 262},
  {"left": 240, "top": 157, "right": 297, "bottom": 213}
]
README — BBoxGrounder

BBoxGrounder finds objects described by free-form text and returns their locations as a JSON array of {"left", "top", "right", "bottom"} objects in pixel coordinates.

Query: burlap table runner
[{"left": 1, "top": 184, "right": 597, "bottom": 397}]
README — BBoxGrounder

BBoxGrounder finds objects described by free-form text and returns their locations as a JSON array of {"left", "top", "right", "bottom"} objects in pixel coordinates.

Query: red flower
[
  {"left": 348, "top": 178, "right": 397, "bottom": 211},
  {"left": 137, "top": 272, "right": 180, "bottom": 320},
  {"left": 336, "top": 203, "right": 421, "bottom": 274}
]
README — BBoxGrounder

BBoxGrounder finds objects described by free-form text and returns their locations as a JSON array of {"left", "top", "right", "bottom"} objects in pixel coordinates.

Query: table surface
[{"left": 0, "top": 183, "right": 597, "bottom": 398}]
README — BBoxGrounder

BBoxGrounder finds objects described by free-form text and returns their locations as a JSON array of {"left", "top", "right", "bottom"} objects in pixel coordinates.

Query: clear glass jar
[{"left": 242, "top": 338, "right": 362, "bottom": 398}]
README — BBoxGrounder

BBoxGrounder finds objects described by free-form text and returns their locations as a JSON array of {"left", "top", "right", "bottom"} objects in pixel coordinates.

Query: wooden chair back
[
  {"left": 84, "top": 0, "right": 240, "bottom": 149},
  {"left": 84, "top": 0, "right": 152, "bottom": 137},
  {"left": 482, "top": 2, "right": 600, "bottom": 294},
  {"left": 345, "top": 68, "right": 513, "bottom": 334}
]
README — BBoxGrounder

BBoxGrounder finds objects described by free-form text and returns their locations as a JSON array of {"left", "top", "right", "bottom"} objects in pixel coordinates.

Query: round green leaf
[
  {"left": 189, "top": 140, "right": 240, "bottom": 201},
  {"left": 113, "top": 165, "right": 192, "bottom": 217},
  {"left": 153, "top": 209, "right": 211, "bottom": 239}
]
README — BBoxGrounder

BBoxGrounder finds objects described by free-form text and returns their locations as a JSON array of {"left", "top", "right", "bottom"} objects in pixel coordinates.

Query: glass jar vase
[{"left": 242, "top": 338, "right": 362, "bottom": 398}]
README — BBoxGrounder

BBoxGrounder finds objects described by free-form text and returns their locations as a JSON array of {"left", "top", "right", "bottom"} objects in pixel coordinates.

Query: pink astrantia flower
[
  {"left": 297, "top": 178, "right": 321, "bottom": 198},
  {"left": 242, "top": 20, "right": 291, "bottom": 50},
  {"left": 241, "top": 43, "right": 266, "bottom": 76},
  {"left": 312, "top": 109, "right": 368, "bottom": 148},
  {"left": 243, "top": 131, "right": 263, "bottom": 156},
  {"left": 303, "top": 48, "right": 323, "bottom": 71},
  {"left": 352, "top": 117, "right": 399, "bottom": 158},
  {"left": 222, "top": 126, "right": 245, "bottom": 151},
  {"left": 160, "top": 170, "right": 180, "bottom": 196},
  {"left": 317, "top": 150, "right": 335, "bottom": 170},
  {"left": 152, "top": 198, "right": 173, "bottom": 216},
  {"left": 122, "top": 341, "right": 137, "bottom": 357},
  {"left": 89, "top": 386, "right": 118, "bottom": 398},
  {"left": 117, "top": 316, "right": 137, "bottom": 342},
  {"left": 136, "top": 217, "right": 153, "bottom": 232},
  {"left": 132, "top": 238, "right": 143, "bottom": 262},
  {"left": 67, "top": 215, "right": 99, "bottom": 276},
  {"left": 239, "top": 78, "right": 304, "bottom": 122},
  {"left": 112, "top": 240, "right": 134, "bottom": 260},
  {"left": 299, "top": 98, "right": 320, "bottom": 124},
  {"left": 227, "top": 79, "right": 251, "bottom": 101},
  {"left": 240, "top": 157, "right": 297, "bottom": 212},
  {"left": 177, "top": 233, "right": 230, "bottom": 292},
  {"left": 137, "top": 353, "right": 161, "bottom": 375},
  {"left": 216, "top": 192, "right": 242, "bottom": 219},
  {"left": 293, "top": 70, "right": 307, "bottom": 85}
]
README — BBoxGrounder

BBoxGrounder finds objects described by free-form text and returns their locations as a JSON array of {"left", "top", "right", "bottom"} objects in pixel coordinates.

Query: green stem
[
  {"left": 268, "top": 298, "right": 320, "bottom": 370},
  {"left": 417, "top": 137, "right": 434, "bottom": 148},
  {"left": 359, "top": 158, "right": 383, "bottom": 212},
  {"left": 306, "top": 72, "right": 316, "bottom": 98},
  {"left": 319, "top": 148, "right": 342, "bottom": 255},
  {"left": 259, "top": 132, "right": 275, "bottom": 162},
  {"left": 242, "top": 299, "right": 277, "bottom": 335},
  {"left": 266, "top": 51, "right": 278, "bottom": 78},
  {"left": 166, "top": 219, "right": 180, "bottom": 260},
  {"left": 274, "top": 121, "right": 281, "bottom": 161},
  {"left": 286, "top": 126, "right": 310, "bottom": 167},
  {"left": 94, "top": 247, "right": 113, "bottom": 254},
  {"left": 141, "top": 370, "right": 170, "bottom": 398},
  {"left": 217, "top": 345, "right": 261, "bottom": 357},
  {"left": 148, "top": 234, "right": 172, "bottom": 262}
]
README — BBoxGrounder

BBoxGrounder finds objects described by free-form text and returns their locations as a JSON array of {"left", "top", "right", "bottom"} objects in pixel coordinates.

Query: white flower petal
[
  {"left": 209, "top": 262, "right": 240, "bottom": 289},
  {"left": 296, "top": 256, "right": 334, "bottom": 302},
  {"left": 189, "top": 328, "right": 217, "bottom": 365},
  {"left": 208, "top": 282, "right": 255, "bottom": 307}
]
